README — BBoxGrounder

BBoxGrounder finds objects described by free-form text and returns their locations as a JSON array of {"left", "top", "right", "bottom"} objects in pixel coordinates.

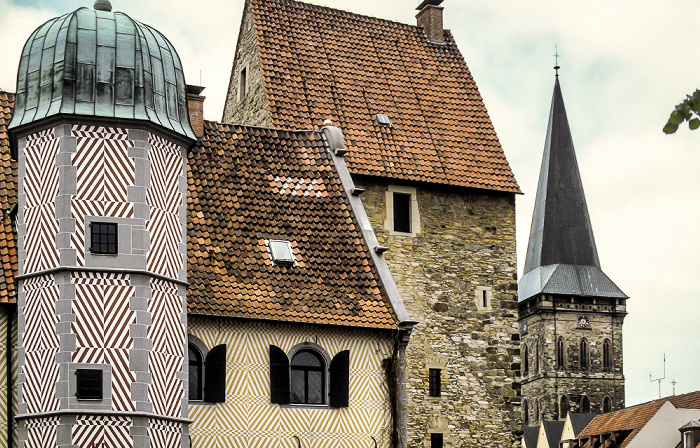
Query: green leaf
[
  {"left": 689, "top": 118, "right": 700, "bottom": 130},
  {"left": 670, "top": 110, "right": 684, "bottom": 125},
  {"left": 664, "top": 122, "right": 679, "bottom": 134}
]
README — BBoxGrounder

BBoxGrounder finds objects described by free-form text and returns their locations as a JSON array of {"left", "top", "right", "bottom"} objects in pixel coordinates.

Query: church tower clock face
[{"left": 578, "top": 316, "right": 590, "bottom": 328}]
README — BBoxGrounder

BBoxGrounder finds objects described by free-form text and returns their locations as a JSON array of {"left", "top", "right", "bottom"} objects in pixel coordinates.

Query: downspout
[
  {"left": 386, "top": 326, "right": 412, "bottom": 448},
  {"left": 7, "top": 308, "right": 13, "bottom": 448}
]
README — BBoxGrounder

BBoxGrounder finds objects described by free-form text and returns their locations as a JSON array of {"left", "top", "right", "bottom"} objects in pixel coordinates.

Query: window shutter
[
  {"left": 204, "top": 344, "right": 226, "bottom": 403},
  {"left": 329, "top": 350, "right": 349, "bottom": 407},
  {"left": 270, "top": 345, "right": 290, "bottom": 404}
]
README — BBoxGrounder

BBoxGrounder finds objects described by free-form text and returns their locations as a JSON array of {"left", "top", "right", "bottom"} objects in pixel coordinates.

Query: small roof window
[
  {"left": 269, "top": 240, "right": 295, "bottom": 264},
  {"left": 376, "top": 114, "right": 392, "bottom": 126}
]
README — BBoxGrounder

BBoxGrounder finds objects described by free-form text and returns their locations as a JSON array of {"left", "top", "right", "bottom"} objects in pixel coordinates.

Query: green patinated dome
[{"left": 9, "top": 2, "right": 195, "bottom": 140}]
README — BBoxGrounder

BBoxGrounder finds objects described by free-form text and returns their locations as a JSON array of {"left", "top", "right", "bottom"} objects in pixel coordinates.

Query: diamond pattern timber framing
[
  {"left": 147, "top": 134, "right": 184, "bottom": 279},
  {"left": 72, "top": 416, "right": 133, "bottom": 448},
  {"left": 22, "top": 129, "right": 60, "bottom": 273},
  {"left": 188, "top": 318, "right": 393, "bottom": 448},
  {"left": 21, "top": 275, "right": 60, "bottom": 413},
  {"left": 71, "top": 272, "right": 135, "bottom": 411},
  {"left": 148, "top": 279, "right": 186, "bottom": 418},
  {"left": 70, "top": 126, "right": 135, "bottom": 265}
]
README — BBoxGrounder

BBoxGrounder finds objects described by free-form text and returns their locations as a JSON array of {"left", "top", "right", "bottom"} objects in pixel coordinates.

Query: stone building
[
  {"left": 223, "top": 0, "right": 523, "bottom": 445},
  {"left": 518, "top": 75, "right": 627, "bottom": 426}
]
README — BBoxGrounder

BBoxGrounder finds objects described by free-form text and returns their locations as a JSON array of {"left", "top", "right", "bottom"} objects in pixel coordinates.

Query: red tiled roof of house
[
  {"left": 0, "top": 92, "right": 17, "bottom": 304},
  {"left": 186, "top": 121, "right": 398, "bottom": 328},
  {"left": 578, "top": 391, "right": 700, "bottom": 448},
  {"left": 247, "top": 0, "right": 520, "bottom": 193}
]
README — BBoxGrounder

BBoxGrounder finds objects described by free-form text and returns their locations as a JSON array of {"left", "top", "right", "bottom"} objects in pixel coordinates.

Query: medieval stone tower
[
  {"left": 518, "top": 75, "right": 627, "bottom": 426},
  {"left": 8, "top": 2, "right": 193, "bottom": 446}
]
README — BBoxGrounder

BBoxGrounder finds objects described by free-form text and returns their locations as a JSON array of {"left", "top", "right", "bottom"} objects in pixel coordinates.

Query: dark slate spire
[{"left": 519, "top": 77, "right": 626, "bottom": 301}]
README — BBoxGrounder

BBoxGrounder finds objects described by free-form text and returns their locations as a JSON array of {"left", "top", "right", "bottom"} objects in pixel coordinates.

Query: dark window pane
[
  {"left": 307, "top": 371, "right": 323, "bottom": 404},
  {"left": 188, "top": 345, "right": 202, "bottom": 400},
  {"left": 429, "top": 369, "right": 441, "bottom": 397},
  {"left": 291, "top": 351, "right": 322, "bottom": 368},
  {"left": 76, "top": 369, "right": 102, "bottom": 400},
  {"left": 431, "top": 433, "right": 443, "bottom": 448},
  {"left": 290, "top": 350, "right": 325, "bottom": 404},
  {"left": 290, "top": 370, "right": 305, "bottom": 403},
  {"left": 91, "top": 222, "right": 118, "bottom": 254},
  {"left": 393, "top": 193, "right": 411, "bottom": 233}
]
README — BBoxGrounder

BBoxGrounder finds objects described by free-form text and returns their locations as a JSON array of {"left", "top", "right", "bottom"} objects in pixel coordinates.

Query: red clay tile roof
[
  {"left": 0, "top": 92, "right": 17, "bottom": 304},
  {"left": 187, "top": 121, "right": 398, "bottom": 328},
  {"left": 578, "top": 391, "right": 700, "bottom": 448},
  {"left": 248, "top": 0, "right": 520, "bottom": 193}
]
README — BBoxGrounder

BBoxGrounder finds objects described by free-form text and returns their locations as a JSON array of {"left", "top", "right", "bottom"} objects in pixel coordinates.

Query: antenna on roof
[
  {"left": 671, "top": 378, "right": 677, "bottom": 396},
  {"left": 553, "top": 44, "right": 560, "bottom": 77},
  {"left": 650, "top": 353, "right": 666, "bottom": 398}
]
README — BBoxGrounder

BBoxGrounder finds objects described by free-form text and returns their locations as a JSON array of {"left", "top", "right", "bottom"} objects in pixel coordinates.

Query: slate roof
[
  {"left": 187, "top": 121, "right": 399, "bottom": 328},
  {"left": 522, "top": 426, "right": 539, "bottom": 448},
  {"left": 244, "top": 0, "right": 520, "bottom": 193},
  {"left": 519, "top": 77, "right": 626, "bottom": 301},
  {"left": 0, "top": 92, "right": 17, "bottom": 304},
  {"left": 578, "top": 391, "right": 700, "bottom": 448},
  {"left": 569, "top": 413, "right": 596, "bottom": 435},
  {"left": 543, "top": 420, "right": 565, "bottom": 448}
]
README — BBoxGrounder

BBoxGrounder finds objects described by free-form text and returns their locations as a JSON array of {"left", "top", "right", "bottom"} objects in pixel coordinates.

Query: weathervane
[{"left": 554, "top": 45, "right": 560, "bottom": 77}]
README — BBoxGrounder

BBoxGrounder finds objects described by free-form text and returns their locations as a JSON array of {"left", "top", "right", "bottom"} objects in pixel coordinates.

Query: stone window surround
[
  {"left": 384, "top": 185, "right": 421, "bottom": 237},
  {"left": 83, "top": 215, "right": 143, "bottom": 270},
  {"left": 474, "top": 286, "right": 492, "bottom": 311},
  {"left": 283, "top": 341, "right": 332, "bottom": 409},
  {"left": 238, "top": 64, "right": 250, "bottom": 103},
  {"left": 67, "top": 362, "right": 113, "bottom": 410}
]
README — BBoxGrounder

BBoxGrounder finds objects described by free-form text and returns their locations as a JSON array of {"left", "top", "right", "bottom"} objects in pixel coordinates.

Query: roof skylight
[
  {"left": 269, "top": 240, "right": 295, "bottom": 264},
  {"left": 376, "top": 114, "right": 392, "bottom": 126}
]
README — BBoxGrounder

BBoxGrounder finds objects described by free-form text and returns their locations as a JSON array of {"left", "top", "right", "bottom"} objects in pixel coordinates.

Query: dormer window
[
  {"left": 90, "top": 222, "right": 118, "bottom": 255},
  {"left": 269, "top": 240, "right": 295, "bottom": 264}
]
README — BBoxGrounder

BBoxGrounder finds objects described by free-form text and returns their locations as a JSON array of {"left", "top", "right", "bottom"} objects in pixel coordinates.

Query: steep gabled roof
[
  {"left": 187, "top": 121, "right": 401, "bottom": 328},
  {"left": 241, "top": 0, "right": 520, "bottom": 193},
  {"left": 542, "top": 420, "right": 565, "bottom": 448},
  {"left": 519, "top": 78, "right": 626, "bottom": 301},
  {"left": 0, "top": 92, "right": 17, "bottom": 304}
]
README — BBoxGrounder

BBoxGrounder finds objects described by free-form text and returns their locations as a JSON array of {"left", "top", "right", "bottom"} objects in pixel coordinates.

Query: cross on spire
[{"left": 554, "top": 45, "right": 561, "bottom": 77}]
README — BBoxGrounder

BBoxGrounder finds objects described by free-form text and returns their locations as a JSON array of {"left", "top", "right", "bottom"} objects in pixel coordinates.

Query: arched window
[
  {"left": 534, "top": 343, "right": 539, "bottom": 373},
  {"left": 534, "top": 399, "right": 539, "bottom": 423},
  {"left": 557, "top": 337, "right": 565, "bottom": 369},
  {"left": 580, "top": 338, "right": 589, "bottom": 370},
  {"left": 188, "top": 344, "right": 203, "bottom": 401},
  {"left": 291, "top": 350, "right": 325, "bottom": 404},
  {"left": 603, "top": 396, "right": 612, "bottom": 413},
  {"left": 603, "top": 339, "right": 612, "bottom": 371},
  {"left": 581, "top": 395, "right": 591, "bottom": 413},
  {"left": 523, "top": 399, "right": 529, "bottom": 426},
  {"left": 523, "top": 345, "right": 529, "bottom": 376},
  {"left": 560, "top": 395, "right": 568, "bottom": 419}
]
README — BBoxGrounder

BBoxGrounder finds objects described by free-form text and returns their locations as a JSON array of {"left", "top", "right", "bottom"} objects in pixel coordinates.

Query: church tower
[
  {"left": 518, "top": 74, "right": 627, "bottom": 426},
  {"left": 8, "top": 1, "right": 194, "bottom": 446}
]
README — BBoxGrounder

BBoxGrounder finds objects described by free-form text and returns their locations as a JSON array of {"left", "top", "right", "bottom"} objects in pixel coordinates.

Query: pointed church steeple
[{"left": 519, "top": 77, "right": 626, "bottom": 301}]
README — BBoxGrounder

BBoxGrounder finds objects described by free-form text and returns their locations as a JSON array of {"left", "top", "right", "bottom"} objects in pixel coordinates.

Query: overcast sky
[{"left": 1, "top": 0, "right": 698, "bottom": 407}]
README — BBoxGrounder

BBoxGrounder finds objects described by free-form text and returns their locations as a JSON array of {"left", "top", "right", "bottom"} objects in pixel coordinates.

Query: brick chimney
[
  {"left": 416, "top": 0, "right": 445, "bottom": 43},
  {"left": 187, "top": 84, "right": 206, "bottom": 138}
]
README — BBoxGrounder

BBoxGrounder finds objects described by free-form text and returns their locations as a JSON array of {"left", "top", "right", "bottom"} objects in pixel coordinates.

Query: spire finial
[
  {"left": 554, "top": 45, "right": 560, "bottom": 77},
  {"left": 94, "top": 0, "right": 112, "bottom": 12}
]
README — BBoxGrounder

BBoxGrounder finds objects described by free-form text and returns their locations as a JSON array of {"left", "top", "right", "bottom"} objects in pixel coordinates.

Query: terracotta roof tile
[
  {"left": 578, "top": 391, "right": 700, "bottom": 447},
  {"left": 187, "top": 121, "right": 398, "bottom": 328},
  {"left": 249, "top": 0, "right": 520, "bottom": 192},
  {"left": 0, "top": 91, "right": 17, "bottom": 304}
]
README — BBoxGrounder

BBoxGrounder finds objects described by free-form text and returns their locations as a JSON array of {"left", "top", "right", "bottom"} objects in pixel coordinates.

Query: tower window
[
  {"left": 581, "top": 396, "right": 591, "bottom": 413},
  {"left": 580, "top": 338, "right": 589, "bottom": 371},
  {"left": 603, "top": 339, "right": 611, "bottom": 371},
  {"left": 523, "top": 399, "right": 529, "bottom": 426},
  {"left": 560, "top": 395, "right": 568, "bottom": 419},
  {"left": 90, "top": 222, "right": 118, "bottom": 254},
  {"left": 431, "top": 433, "right": 443, "bottom": 448},
  {"left": 603, "top": 396, "right": 612, "bottom": 413},
  {"left": 290, "top": 350, "right": 325, "bottom": 404},
  {"left": 429, "top": 368, "right": 441, "bottom": 397},
  {"left": 239, "top": 67, "right": 248, "bottom": 101},
  {"left": 523, "top": 345, "right": 529, "bottom": 376},
  {"left": 393, "top": 192, "right": 411, "bottom": 233},
  {"left": 75, "top": 369, "right": 103, "bottom": 400},
  {"left": 557, "top": 337, "right": 565, "bottom": 369}
]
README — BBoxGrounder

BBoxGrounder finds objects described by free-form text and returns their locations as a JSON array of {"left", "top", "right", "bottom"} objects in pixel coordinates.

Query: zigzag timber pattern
[
  {"left": 71, "top": 272, "right": 135, "bottom": 412},
  {"left": 11, "top": 313, "right": 17, "bottom": 445},
  {"left": 148, "top": 419, "right": 182, "bottom": 448},
  {"left": 72, "top": 415, "right": 132, "bottom": 448},
  {"left": 71, "top": 126, "right": 135, "bottom": 266},
  {"left": 188, "top": 319, "right": 394, "bottom": 448},
  {"left": 24, "top": 417, "right": 58, "bottom": 448},
  {"left": 0, "top": 312, "right": 7, "bottom": 448},
  {"left": 22, "top": 129, "right": 60, "bottom": 273},
  {"left": 146, "top": 134, "right": 183, "bottom": 279},
  {"left": 21, "top": 275, "right": 60, "bottom": 413}
]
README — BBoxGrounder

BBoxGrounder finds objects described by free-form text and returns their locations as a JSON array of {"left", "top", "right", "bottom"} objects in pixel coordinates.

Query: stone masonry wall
[
  {"left": 520, "top": 297, "right": 626, "bottom": 425},
  {"left": 357, "top": 177, "right": 521, "bottom": 447},
  {"left": 222, "top": 4, "right": 273, "bottom": 127}
]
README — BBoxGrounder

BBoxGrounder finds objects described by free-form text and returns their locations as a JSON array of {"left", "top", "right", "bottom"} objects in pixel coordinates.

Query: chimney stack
[
  {"left": 187, "top": 84, "right": 206, "bottom": 138},
  {"left": 416, "top": 0, "right": 445, "bottom": 43}
]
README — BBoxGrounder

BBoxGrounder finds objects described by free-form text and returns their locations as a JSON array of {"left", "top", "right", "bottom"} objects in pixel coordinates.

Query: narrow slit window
[
  {"left": 482, "top": 290, "right": 488, "bottom": 307},
  {"left": 428, "top": 368, "right": 441, "bottom": 397},
  {"left": 239, "top": 67, "right": 247, "bottom": 100},
  {"left": 90, "top": 222, "right": 118, "bottom": 255},
  {"left": 76, "top": 369, "right": 103, "bottom": 400},
  {"left": 431, "top": 433, "right": 443, "bottom": 448},
  {"left": 393, "top": 192, "right": 411, "bottom": 233}
]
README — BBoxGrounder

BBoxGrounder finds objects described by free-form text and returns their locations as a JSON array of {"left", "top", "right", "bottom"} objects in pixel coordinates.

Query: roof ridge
[{"left": 205, "top": 120, "right": 322, "bottom": 135}]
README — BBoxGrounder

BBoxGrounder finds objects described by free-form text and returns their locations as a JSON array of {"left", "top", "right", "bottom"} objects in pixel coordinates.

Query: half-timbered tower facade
[
  {"left": 223, "top": 0, "right": 523, "bottom": 445},
  {"left": 8, "top": 2, "right": 194, "bottom": 447},
  {"left": 518, "top": 76, "right": 627, "bottom": 426}
]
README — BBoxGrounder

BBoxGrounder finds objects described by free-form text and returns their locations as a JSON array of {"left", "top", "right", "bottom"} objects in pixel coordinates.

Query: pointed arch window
[
  {"left": 557, "top": 337, "right": 565, "bottom": 369},
  {"left": 534, "top": 343, "right": 539, "bottom": 373},
  {"left": 580, "top": 338, "right": 589, "bottom": 371},
  {"left": 560, "top": 395, "right": 568, "bottom": 419},
  {"left": 581, "top": 395, "right": 591, "bottom": 413},
  {"left": 523, "top": 399, "right": 529, "bottom": 426},
  {"left": 603, "top": 339, "right": 612, "bottom": 372},
  {"left": 603, "top": 396, "right": 612, "bottom": 413},
  {"left": 523, "top": 345, "right": 529, "bottom": 376}
]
